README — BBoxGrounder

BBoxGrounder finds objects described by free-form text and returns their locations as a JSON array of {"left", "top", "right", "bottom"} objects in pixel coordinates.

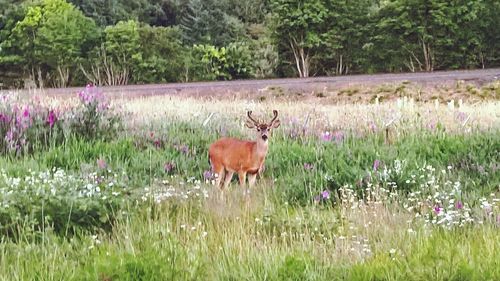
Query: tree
[
  {"left": 271, "top": 0, "right": 328, "bottom": 77},
  {"left": 179, "top": 0, "right": 246, "bottom": 46},
  {"left": 133, "top": 25, "right": 185, "bottom": 83},
  {"left": 1, "top": 0, "right": 97, "bottom": 87}
]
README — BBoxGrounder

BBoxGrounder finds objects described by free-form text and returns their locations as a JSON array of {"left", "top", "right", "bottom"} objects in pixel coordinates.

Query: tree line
[{"left": 0, "top": 0, "right": 498, "bottom": 88}]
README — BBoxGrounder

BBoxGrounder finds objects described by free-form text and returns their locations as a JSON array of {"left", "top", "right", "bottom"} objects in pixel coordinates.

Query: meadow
[{"left": 0, "top": 82, "right": 499, "bottom": 280}]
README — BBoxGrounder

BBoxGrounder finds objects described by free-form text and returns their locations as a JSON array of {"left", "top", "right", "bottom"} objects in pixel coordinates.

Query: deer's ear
[
  {"left": 245, "top": 120, "right": 256, "bottom": 128},
  {"left": 272, "top": 119, "right": 281, "bottom": 128}
]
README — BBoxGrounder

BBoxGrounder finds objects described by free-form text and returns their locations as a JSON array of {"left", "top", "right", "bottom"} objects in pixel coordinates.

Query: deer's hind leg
[
  {"left": 211, "top": 162, "right": 225, "bottom": 190},
  {"left": 223, "top": 170, "right": 234, "bottom": 190}
]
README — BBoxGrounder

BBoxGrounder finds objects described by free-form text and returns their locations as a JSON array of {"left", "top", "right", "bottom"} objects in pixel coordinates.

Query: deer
[{"left": 208, "top": 110, "right": 280, "bottom": 191}]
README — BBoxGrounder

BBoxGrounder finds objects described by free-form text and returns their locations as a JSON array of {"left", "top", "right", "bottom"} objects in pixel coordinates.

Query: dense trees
[{"left": 0, "top": 0, "right": 498, "bottom": 87}]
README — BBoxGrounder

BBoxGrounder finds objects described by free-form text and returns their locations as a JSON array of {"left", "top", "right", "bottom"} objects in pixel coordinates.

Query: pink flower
[
  {"left": 164, "top": 162, "right": 175, "bottom": 173},
  {"left": 96, "top": 158, "right": 107, "bottom": 169},
  {"left": 47, "top": 110, "right": 57, "bottom": 128},
  {"left": 321, "top": 131, "right": 333, "bottom": 142},
  {"left": 434, "top": 205, "right": 442, "bottom": 215},
  {"left": 321, "top": 190, "right": 330, "bottom": 200},
  {"left": 455, "top": 200, "right": 463, "bottom": 210},
  {"left": 22, "top": 106, "right": 30, "bottom": 118},
  {"left": 303, "top": 163, "right": 314, "bottom": 170},
  {"left": 373, "top": 159, "right": 381, "bottom": 171}
]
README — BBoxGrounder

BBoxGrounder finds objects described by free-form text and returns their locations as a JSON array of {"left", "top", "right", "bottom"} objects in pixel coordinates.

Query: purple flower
[
  {"left": 369, "top": 122, "right": 377, "bottom": 132},
  {"left": 373, "top": 159, "right": 381, "bottom": 171},
  {"left": 78, "top": 85, "right": 107, "bottom": 108},
  {"left": 303, "top": 163, "right": 314, "bottom": 170},
  {"left": 22, "top": 106, "right": 30, "bottom": 118},
  {"left": 164, "top": 162, "right": 175, "bottom": 173},
  {"left": 0, "top": 113, "right": 10, "bottom": 124},
  {"left": 321, "top": 131, "right": 333, "bottom": 142},
  {"left": 428, "top": 120, "right": 437, "bottom": 130},
  {"left": 434, "top": 205, "right": 442, "bottom": 215},
  {"left": 455, "top": 200, "right": 463, "bottom": 210},
  {"left": 96, "top": 158, "right": 107, "bottom": 170},
  {"left": 179, "top": 145, "right": 189, "bottom": 154},
  {"left": 47, "top": 110, "right": 57, "bottom": 128},
  {"left": 456, "top": 112, "right": 467, "bottom": 122},
  {"left": 5, "top": 129, "right": 14, "bottom": 141},
  {"left": 154, "top": 139, "right": 161, "bottom": 148},
  {"left": 321, "top": 190, "right": 330, "bottom": 200},
  {"left": 203, "top": 170, "right": 214, "bottom": 180}
]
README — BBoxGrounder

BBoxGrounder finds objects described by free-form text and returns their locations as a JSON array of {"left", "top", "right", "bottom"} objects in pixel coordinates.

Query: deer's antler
[
  {"left": 247, "top": 111, "right": 260, "bottom": 125},
  {"left": 268, "top": 110, "right": 279, "bottom": 126}
]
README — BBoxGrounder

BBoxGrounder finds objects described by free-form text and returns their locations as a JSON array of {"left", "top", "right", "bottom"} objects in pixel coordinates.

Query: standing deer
[{"left": 208, "top": 110, "right": 280, "bottom": 190}]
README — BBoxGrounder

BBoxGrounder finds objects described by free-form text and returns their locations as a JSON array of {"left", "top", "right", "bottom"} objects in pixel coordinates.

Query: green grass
[{"left": 1, "top": 200, "right": 498, "bottom": 281}]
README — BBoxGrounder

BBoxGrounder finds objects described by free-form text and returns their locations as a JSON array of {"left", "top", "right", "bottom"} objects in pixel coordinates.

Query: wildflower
[
  {"left": 153, "top": 139, "right": 161, "bottom": 148},
  {"left": 203, "top": 170, "right": 213, "bottom": 180},
  {"left": 321, "top": 190, "right": 330, "bottom": 200},
  {"left": 22, "top": 106, "right": 30, "bottom": 118},
  {"left": 0, "top": 113, "right": 10, "bottom": 123},
  {"left": 176, "top": 144, "right": 189, "bottom": 154},
  {"left": 97, "top": 158, "right": 107, "bottom": 170},
  {"left": 434, "top": 205, "right": 442, "bottom": 215},
  {"left": 456, "top": 111, "right": 468, "bottom": 122},
  {"left": 47, "top": 110, "right": 57, "bottom": 128},
  {"left": 321, "top": 131, "right": 332, "bottom": 142},
  {"left": 373, "top": 159, "right": 381, "bottom": 171},
  {"left": 164, "top": 162, "right": 175, "bottom": 173},
  {"left": 455, "top": 200, "right": 463, "bottom": 210},
  {"left": 303, "top": 163, "right": 314, "bottom": 170},
  {"left": 428, "top": 120, "right": 437, "bottom": 130}
]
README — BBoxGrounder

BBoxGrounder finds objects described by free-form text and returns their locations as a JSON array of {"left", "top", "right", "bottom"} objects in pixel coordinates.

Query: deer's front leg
[
  {"left": 238, "top": 171, "right": 247, "bottom": 187},
  {"left": 248, "top": 173, "right": 257, "bottom": 187}
]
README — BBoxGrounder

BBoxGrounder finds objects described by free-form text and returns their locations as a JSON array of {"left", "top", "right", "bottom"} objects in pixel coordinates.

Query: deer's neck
[{"left": 253, "top": 139, "right": 269, "bottom": 157}]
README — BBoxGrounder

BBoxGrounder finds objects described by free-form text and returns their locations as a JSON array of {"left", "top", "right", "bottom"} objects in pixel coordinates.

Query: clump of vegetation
[{"left": 0, "top": 85, "right": 122, "bottom": 156}]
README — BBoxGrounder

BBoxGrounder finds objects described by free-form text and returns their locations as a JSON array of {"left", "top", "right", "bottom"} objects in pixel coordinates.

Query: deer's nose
[{"left": 262, "top": 135, "right": 268, "bottom": 141}]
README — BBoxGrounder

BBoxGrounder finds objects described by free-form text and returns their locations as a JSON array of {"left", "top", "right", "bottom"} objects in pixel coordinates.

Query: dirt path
[{"left": 4, "top": 68, "right": 499, "bottom": 99}]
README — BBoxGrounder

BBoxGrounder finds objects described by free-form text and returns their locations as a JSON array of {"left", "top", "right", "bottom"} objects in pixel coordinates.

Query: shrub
[
  {"left": 0, "top": 85, "right": 123, "bottom": 156},
  {"left": 0, "top": 168, "right": 132, "bottom": 237},
  {"left": 70, "top": 84, "right": 122, "bottom": 140}
]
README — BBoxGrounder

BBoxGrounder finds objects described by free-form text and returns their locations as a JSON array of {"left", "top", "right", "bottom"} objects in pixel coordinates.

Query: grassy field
[{"left": 0, "top": 82, "right": 499, "bottom": 280}]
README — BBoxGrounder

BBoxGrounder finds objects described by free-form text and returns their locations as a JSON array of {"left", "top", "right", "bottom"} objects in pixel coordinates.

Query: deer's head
[{"left": 245, "top": 110, "right": 280, "bottom": 142}]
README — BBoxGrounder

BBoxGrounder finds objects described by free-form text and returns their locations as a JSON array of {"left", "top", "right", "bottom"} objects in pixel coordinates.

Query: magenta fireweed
[
  {"left": 164, "top": 162, "right": 176, "bottom": 173},
  {"left": 47, "top": 110, "right": 57, "bottom": 128}
]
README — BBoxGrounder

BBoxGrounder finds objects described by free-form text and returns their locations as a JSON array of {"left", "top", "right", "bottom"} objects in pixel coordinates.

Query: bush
[
  {"left": 0, "top": 85, "right": 123, "bottom": 156},
  {"left": 0, "top": 168, "right": 132, "bottom": 237},
  {"left": 190, "top": 42, "right": 254, "bottom": 81},
  {"left": 71, "top": 84, "right": 122, "bottom": 140}
]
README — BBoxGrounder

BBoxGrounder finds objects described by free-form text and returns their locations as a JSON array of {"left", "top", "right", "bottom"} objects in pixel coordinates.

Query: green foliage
[
  {"left": 0, "top": 168, "right": 131, "bottom": 237},
  {"left": 1, "top": 0, "right": 500, "bottom": 86},
  {"left": 1, "top": 0, "right": 98, "bottom": 87},
  {"left": 133, "top": 25, "right": 184, "bottom": 83},
  {"left": 179, "top": 0, "right": 246, "bottom": 46},
  {"left": 190, "top": 42, "right": 254, "bottom": 81}
]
